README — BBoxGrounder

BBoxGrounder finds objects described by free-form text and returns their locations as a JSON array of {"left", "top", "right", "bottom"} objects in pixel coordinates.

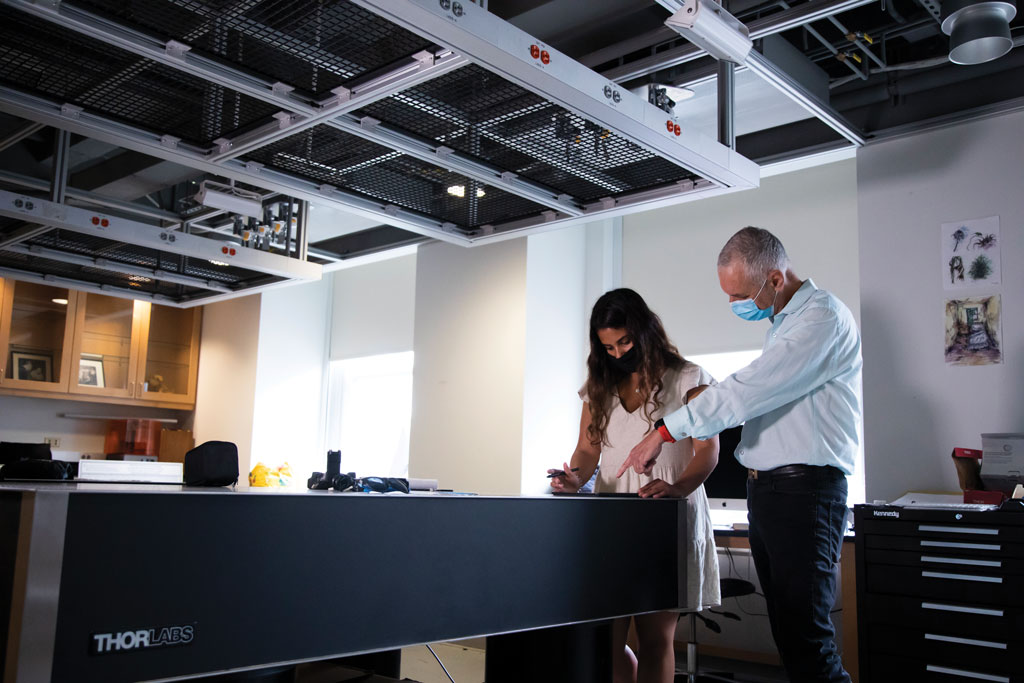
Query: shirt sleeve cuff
[{"left": 662, "top": 408, "right": 692, "bottom": 442}]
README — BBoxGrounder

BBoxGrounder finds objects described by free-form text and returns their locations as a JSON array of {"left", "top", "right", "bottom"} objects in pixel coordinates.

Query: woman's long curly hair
[{"left": 585, "top": 288, "right": 685, "bottom": 447}]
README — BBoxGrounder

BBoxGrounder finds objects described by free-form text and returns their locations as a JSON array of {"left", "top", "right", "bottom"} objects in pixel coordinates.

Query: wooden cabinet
[
  {"left": 0, "top": 280, "right": 77, "bottom": 392},
  {"left": 69, "top": 294, "right": 144, "bottom": 400},
  {"left": 0, "top": 277, "right": 202, "bottom": 408},
  {"left": 135, "top": 303, "right": 201, "bottom": 405}
]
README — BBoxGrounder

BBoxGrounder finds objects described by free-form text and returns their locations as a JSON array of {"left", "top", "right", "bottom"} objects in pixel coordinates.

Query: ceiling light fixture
[
  {"left": 665, "top": 0, "right": 753, "bottom": 65},
  {"left": 661, "top": 85, "right": 697, "bottom": 103},
  {"left": 447, "top": 185, "right": 486, "bottom": 198},
  {"left": 941, "top": 0, "right": 1017, "bottom": 65},
  {"left": 194, "top": 180, "right": 263, "bottom": 218},
  {"left": 51, "top": 298, "right": 68, "bottom": 305},
  {"left": 208, "top": 260, "right": 230, "bottom": 267}
]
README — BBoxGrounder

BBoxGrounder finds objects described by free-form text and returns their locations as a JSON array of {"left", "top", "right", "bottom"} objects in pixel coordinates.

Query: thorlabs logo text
[{"left": 90, "top": 624, "right": 195, "bottom": 655}]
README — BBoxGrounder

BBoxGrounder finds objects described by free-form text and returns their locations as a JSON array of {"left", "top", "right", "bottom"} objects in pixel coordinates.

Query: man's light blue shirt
[{"left": 663, "top": 279, "right": 863, "bottom": 475}]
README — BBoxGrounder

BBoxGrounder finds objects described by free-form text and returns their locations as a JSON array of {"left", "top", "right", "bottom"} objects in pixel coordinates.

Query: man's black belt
[{"left": 747, "top": 464, "right": 844, "bottom": 480}]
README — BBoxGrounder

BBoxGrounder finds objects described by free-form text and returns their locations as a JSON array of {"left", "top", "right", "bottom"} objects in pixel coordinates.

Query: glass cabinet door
[
  {"left": 69, "top": 293, "right": 143, "bottom": 398},
  {"left": 0, "top": 279, "right": 77, "bottom": 391},
  {"left": 136, "top": 304, "right": 201, "bottom": 404}
]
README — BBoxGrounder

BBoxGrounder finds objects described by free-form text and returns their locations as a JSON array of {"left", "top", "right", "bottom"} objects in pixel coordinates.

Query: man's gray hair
[{"left": 717, "top": 227, "right": 790, "bottom": 279}]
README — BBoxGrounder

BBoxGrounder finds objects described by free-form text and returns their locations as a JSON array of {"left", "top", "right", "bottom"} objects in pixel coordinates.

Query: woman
[{"left": 549, "top": 288, "right": 720, "bottom": 683}]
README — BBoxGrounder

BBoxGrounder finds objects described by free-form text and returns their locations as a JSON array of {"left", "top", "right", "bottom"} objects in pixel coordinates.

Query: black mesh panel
[
  {"left": 242, "top": 125, "right": 551, "bottom": 230},
  {"left": 0, "top": 6, "right": 279, "bottom": 146},
  {"left": 67, "top": 0, "right": 435, "bottom": 98},
  {"left": 0, "top": 249, "right": 198, "bottom": 299},
  {"left": 356, "top": 64, "right": 697, "bottom": 203}
]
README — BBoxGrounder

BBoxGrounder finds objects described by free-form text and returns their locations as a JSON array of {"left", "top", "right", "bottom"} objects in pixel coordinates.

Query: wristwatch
[{"left": 654, "top": 418, "right": 676, "bottom": 443}]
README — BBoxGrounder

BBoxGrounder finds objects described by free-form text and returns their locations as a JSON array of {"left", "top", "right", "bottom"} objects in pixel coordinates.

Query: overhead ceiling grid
[{"left": 0, "top": 0, "right": 1019, "bottom": 303}]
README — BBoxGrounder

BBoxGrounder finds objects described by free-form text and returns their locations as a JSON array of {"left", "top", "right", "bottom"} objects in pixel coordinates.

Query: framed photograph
[
  {"left": 78, "top": 357, "right": 105, "bottom": 388},
  {"left": 12, "top": 352, "right": 52, "bottom": 382}
]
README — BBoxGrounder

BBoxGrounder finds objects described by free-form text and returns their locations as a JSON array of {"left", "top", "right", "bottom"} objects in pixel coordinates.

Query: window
[
  {"left": 686, "top": 349, "right": 762, "bottom": 382},
  {"left": 325, "top": 352, "right": 414, "bottom": 478}
]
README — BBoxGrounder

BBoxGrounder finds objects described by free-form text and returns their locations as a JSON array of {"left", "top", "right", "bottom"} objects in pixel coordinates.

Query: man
[{"left": 619, "top": 227, "right": 861, "bottom": 683}]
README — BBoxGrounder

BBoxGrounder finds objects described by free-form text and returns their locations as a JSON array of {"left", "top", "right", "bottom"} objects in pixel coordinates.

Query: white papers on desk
[
  {"left": 891, "top": 492, "right": 963, "bottom": 506},
  {"left": 890, "top": 491, "right": 997, "bottom": 511}
]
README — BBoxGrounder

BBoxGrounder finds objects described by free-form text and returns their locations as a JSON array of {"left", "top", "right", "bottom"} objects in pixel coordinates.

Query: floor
[
  {"left": 398, "top": 643, "right": 788, "bottom": 683},
  {"left": 400, "top": 643, "right": 485, "bottom": 683}
]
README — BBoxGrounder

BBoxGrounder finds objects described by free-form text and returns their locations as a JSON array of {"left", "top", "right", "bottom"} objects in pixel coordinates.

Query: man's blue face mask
[{"left": 730, "top": 278, "right": 776, "bottom": 322}]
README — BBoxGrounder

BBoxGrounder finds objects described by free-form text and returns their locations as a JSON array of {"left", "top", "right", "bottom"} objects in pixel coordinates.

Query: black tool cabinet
[{"left": 854, "top": 504, "right": 1024, "bottom": 683}]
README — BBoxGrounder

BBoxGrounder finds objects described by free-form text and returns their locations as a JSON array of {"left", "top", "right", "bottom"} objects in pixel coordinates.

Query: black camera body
[
  {"left": 307, "top": 450, "right": 410, "bottom": 494},
  {"left": 306, "top": 450, "right": 357, "bottom": 492}
]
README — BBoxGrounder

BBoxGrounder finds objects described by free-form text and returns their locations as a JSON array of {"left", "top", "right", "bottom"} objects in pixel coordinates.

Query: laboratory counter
[{"left": 1, "top": 482, "right": 688, "bottom": 683}]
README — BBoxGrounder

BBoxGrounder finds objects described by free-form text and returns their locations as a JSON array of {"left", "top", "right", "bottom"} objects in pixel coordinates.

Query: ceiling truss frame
[
  {"left": 654, "top": 0, "right": 866, "bottom": 146},
  {"left": 0, "top": 188, "right": 321, "bottom": 280},
  {"left": 1, "top": 0, "right": 760, "bottom": 247},
  {"left": 605, "top": 0, "right": 877, "bottom": 82},
  {"left": 353, "top": 0, "right": 758, "bottom": 190}
]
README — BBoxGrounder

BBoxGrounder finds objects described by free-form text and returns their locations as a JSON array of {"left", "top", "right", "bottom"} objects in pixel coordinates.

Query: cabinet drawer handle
[
  {"left": 919, "top": 524, "right": 999, "bottom": 536},
  {"left": 926, "top": 664, "right": 1009, "bottom": 681},
  {"left": 922, "top": 601, "right": 1004, "bottom": 617},
  {"left": 925, "top": 633, "right": 1007, "bottom": 649},
  {"left": 921, "top": 555, "right": 1002, "bottom": 568},
  {"left": 922, "top": 570, "right": 1002, "bottom": 583},
  {"left": 921, "top": 540, "right": 1001, "bottom": 551}
]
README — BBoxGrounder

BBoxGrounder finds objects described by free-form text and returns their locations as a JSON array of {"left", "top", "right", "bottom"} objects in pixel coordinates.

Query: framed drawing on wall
[
  {"left": 12, "top": 352, "right": 52, "bottom": 382},
  {"left": 78, "top": 357, "right": 105, "bottom": 388}
]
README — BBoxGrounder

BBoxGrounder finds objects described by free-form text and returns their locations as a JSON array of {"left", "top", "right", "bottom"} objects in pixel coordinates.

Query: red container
[{"left": 104, "top": 419, "right": 162, "bottom": 457}]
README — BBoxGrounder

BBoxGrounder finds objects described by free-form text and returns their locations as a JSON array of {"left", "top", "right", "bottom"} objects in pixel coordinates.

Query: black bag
[
  {"left": 183, "top": 441, "right": 239, "bottom": 487},
  {"left": 0, "top": 442, "right": 52, "bottom": 465},
  {"left": 0, "top": 458, "right": 74, "bottom": 481}
]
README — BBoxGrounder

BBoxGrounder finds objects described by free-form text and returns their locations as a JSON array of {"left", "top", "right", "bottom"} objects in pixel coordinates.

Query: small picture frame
[
  {"left": 78, "top": 357, "right": 105, "bottom": 388},
  {"left": 12, "top": 352, "right": 52, "bottom": 383}
]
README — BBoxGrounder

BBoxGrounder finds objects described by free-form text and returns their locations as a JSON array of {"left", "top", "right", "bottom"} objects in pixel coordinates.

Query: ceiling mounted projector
[
  {"left": 194, "top": 180, "right": 263, "bottom": 218},
  {"left": 941, "top": 0, "right": 1017, "bottom": 65},
  {"left": 665, "top": 0, "right": 754, "bottom": 65}
]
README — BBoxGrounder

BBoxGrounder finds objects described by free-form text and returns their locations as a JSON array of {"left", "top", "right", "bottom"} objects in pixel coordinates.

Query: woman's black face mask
[{"left": 607, "top": 345, "right": 640, "bottom": 374}]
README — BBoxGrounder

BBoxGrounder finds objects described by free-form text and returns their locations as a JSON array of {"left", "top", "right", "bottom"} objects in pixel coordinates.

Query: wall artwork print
[
  {"left": 942, "top": 215, "right": 1001, "bottom": 290},
  {"left": 945, "top": 295, "right": 1002, "bottom": 366}
]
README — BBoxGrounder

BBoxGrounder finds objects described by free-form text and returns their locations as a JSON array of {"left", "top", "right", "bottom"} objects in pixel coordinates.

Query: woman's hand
[
  {"left": 638, "top": 478, "right": 682, "bottom": 499},
  {"left": 548, "top": 461, "right": 583, "bottom": 493}
]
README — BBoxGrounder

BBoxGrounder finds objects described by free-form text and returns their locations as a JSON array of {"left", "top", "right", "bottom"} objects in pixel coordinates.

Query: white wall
[
  {"left": 410, "top": 240, "right": 528, "bottom": 495},
  {"left": 622, "top": 159, "right": 860, "bottom": 355},
  {"left": 858, "top": 111, "right": 1024, "bottom": 502},
  {"left": 330, "top": 254, "right": 417, "bottom": 360},
  {"left": 191, "top": 295, "right": 261, "bottom": 474},
  {"left": 521, "top": 225, "right": 589, "bottom": 495},
  {"left": 250, "top": 277, "right": 331, "bottom": 481}
]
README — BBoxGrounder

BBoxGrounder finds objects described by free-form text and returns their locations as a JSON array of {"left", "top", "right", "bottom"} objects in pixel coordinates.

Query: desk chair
[{"left": 679, "top": 577, "right": 757, "bottom": 683}]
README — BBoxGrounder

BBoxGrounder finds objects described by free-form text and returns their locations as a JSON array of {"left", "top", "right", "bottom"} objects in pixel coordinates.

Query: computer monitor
[{"left": 702, "top": 425, "right": 748, "bottom": 512}]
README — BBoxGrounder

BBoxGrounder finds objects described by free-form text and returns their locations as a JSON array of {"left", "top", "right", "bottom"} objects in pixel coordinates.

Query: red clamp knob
[
  {"left": 530, "top": 45, "right": 540, "bottom": 59},
  {"left": 540, "top": 50, "right": 550, "bottom": 64}
]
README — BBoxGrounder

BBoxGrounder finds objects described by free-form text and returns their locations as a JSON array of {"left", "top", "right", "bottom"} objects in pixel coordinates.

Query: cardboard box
[
  {"left": 952, "top": 446, "right": 1011, "bottom": 504},
  {"left": 159, "top": 429, "right": 195, "bottom": 464},
  {"left": 981, "top": 433, "right": 1024, "bottom": 495}
]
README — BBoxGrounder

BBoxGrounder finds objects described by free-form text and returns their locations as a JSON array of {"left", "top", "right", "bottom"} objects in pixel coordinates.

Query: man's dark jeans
[{"left": 747, "top": 465, "right": 850, "bottom": 683}]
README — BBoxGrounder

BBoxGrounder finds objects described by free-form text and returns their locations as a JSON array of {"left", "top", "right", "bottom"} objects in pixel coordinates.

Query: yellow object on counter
[{"left": 248, "top": 462, "right": 294, "bottom": 487}]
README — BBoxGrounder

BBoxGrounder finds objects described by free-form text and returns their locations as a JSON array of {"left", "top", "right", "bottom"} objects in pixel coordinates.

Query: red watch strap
[{"left": 657, "top": 423, "right": 676, "bottom": 443}]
